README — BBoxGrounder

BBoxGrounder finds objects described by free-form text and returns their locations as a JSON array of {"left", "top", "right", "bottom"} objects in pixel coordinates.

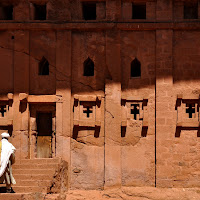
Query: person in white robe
[{"left": 0, "top": 132, "right": 16, "bottom": 193}]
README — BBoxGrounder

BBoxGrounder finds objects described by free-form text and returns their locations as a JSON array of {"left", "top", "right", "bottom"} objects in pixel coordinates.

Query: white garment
[{"left": 0, "top": 139, "right": 16, "bottom": 177}]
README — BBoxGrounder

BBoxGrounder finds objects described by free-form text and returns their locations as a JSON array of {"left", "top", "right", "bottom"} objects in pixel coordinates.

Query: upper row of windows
[
  {"left": 39, "top": 56, "right": 141, "bottom": 78},
  {"left": 0, "top": 2, "right": 199, "bottom": 20}
]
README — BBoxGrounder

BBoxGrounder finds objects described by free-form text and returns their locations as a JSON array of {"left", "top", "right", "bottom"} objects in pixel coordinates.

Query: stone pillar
[
  {"left": 156, "top": 30, "right": 174, "bottom": 187},
  {"left": 13, "top": 31, "right": 30, "bottom": 159},
  {"left": 56, "top": 30, "right": 71, "bottom": 168},
  {"left": 156, "top": 0, "right": 173, "bottom": 21},
  {"left": 106, "top": 0, "right": 122, "bottom": 21},
  {"left": 105, "top": 30, "right": 121, "bottom": 188}
]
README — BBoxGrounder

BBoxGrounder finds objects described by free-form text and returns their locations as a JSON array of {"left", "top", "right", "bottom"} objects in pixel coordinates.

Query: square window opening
[
  {"left": 82, "top": 2, "right": 96, "bottom": 20},
  {"left": 0, "top": 6, "right": 13, "bottom": 20},
  {"left": 34, "top": 4, "right": 46, "bottom": 20},
  {"left": 132, "top": 3, "right": 146, "bottom": 19},
  {"left": 184, "top": 3, "right": 198, "bottom": 19}
]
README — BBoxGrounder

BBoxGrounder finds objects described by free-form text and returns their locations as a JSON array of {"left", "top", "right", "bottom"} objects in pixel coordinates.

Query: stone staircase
[
  {"left": 12, "top": 158, "right": 60, "bottom": 193},
  {"left": 0, "top": 158, "right": 64, "bottom": 200}
]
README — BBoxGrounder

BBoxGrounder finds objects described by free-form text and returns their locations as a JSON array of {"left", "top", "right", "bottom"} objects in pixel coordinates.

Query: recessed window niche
[{"left": 0, "top": 6, "right": 13, "bottom": 20}]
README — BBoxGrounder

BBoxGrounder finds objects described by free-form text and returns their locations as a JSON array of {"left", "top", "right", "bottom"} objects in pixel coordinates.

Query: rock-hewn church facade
[{"left": 0, "top": 0, "right": 200, "bottom": 193}]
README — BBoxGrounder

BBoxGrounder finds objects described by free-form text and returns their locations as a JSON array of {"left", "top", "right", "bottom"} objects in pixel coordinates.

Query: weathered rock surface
[{"left": 66, "top": 187, "right": 200, "bottom": 200}]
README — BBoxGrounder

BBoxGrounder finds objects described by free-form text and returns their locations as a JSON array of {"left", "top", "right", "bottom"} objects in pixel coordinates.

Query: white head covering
[{"left": 1, "top": 132, "right": 10, "bottom": 138}]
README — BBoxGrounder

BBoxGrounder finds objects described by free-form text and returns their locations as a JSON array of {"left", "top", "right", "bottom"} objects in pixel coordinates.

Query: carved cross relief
[
  {"left": 121, "top": 96, "right": 148, "bottom": 137},
  {"left": 175, "top": 94, "right": 200, "bottom": 137},
  {"left": 0, "top": 105, "right": 7, "bottom": 117},
  {"left": 0, "top": 93, "right": 13, "bottom": 126},
  {"left": 73, "top": 95, "right": 102, "bottom": 127}
]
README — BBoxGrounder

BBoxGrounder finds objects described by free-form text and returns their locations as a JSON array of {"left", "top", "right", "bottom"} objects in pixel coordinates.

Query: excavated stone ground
[{"left": 65, "top": 187, "right": 200, "bottom": 200}]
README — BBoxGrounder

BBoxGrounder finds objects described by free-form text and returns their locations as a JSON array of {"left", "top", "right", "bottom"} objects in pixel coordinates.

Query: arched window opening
[
  {"left": 131, "top": 58, "right": 141, "bottom": 78},
  {"left": 83, "top": 57, "right": 94, "bottom": 76},
  {"left": 39, "top": 57, "right": 49, "bottom": 75}
]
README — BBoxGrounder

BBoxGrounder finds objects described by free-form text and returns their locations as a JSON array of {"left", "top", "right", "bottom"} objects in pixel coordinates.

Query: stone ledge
[
  {"left": 0, "top": 119, "right": 13, "bottom": 126},
  {"left": 0, "top": 93, "right": 13, "bottom": 101},
  {"left": 74, "top": 95, "right": 102, "bottom": 102},
  {"left": 177, "top": 121, "right": 200, "bottom": 128},
  {"left": 19, "top": 94, "right": 62, "bottom": 103},
  {"left": 73, "top": 120, "right": 101, "bottom": 127}
]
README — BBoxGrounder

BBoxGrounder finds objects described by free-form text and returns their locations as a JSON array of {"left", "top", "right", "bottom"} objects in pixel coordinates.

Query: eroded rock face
[{"left": 48, "top": 160, "right": 68, "bottom": 194}]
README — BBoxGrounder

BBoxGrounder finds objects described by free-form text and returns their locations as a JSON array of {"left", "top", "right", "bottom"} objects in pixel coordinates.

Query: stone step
[
  {"left": 13, "top": 169, "right": 55, "bottom": 175},
  {"left": 44, "top": 194, "right": 60, "bottom": 200},
  {"left": 12, "top": 186, "right": 47, "bottom": 193},
  {"left": 17, "top": 180, "right": 52, "bottom": 187},
  {"left": 15, "top": 158, "right": 60, "bottom": 165},
  {"left": 0, "top": 193, "right": 60, "bottom": 200},
  {"left": 13, "top": 163, "right": 59, "bottom": 170},
  {"left": 0, "top": 194, "right": 23, "bottom": 200},
  {"left": 14, "top": 174, "right": 53, "bottom": 181}
]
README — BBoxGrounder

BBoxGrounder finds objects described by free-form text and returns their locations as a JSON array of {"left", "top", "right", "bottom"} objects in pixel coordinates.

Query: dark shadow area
[
  {"left": 141, "top": 126, "right": 148, "bottom": 137},
  {"left": 175, "top": 126, "right": 200, "bottom": 137},
  {"left": 73, "top": 126, "right": 100, "bottom": 139},
  {"left": 94, "top": 126, "right": 100, "bottom": 138},
  {"left": 121, "top": 126, "right": 126, "bottom": 137},
  {"left": 0, "top": 186, "right": 7, "bottom": 193},
  {"left": 19, "top": 102, "right": 27, "bottom": 113},
  {"left": 0, "top": 186, "right": 15, "bottom": 193},
  {"left": 0, "top": 126, "right": 13, "bottom": 137},
  {"left": 72, "top": 126, "right": 79, "bottom": 139}
]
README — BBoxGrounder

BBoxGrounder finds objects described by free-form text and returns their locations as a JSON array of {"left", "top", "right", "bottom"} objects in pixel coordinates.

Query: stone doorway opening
[
  {"left": 36, "top": 112, "right": 52, "bottom": 158},
  {"left": 29, "top": 104, "right": 55, "bottom": 159}
]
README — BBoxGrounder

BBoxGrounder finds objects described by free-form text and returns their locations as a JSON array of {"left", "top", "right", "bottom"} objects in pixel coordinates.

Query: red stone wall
[{"left": 0, "top": 0, "right": 199, "bottom": 190}]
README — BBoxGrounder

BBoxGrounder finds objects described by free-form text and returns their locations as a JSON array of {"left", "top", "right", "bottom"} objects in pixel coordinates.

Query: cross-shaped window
[
  {"left": 186, "top": 104, "right": 195, "bottom": 118},
  {"left": 0, "top": 105, "right": 6, "bottom": 117},
  {"left": 83, "top": 107, "right": 93, "bottom": 118},
  {"left": 130, "top": 104, "right": 139, "bottom": 120}
]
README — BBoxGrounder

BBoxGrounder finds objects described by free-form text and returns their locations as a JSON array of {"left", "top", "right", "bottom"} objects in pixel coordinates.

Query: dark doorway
[{"left": 36, "top": 113, "right": 52, "bottom": 158}]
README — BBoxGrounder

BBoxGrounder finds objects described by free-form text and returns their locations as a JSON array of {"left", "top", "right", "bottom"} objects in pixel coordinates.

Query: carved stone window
[
  {"left": 73, "top": 95, "right": 102, "bottom": 139},
  {"left": 34, "top": 4, "right": 46, "bottom": 20},
  {"left": 82, "top": 2, "right": 96, "bottom": 20},
  {"left": 0, "top": 6, "right": 13, "bottom": 20},
  {"left": 39, "top": 57, "right": 49, "bottom": 75},
  {"left": 175, "top": 94, "right": 200, "bottom": 137},
  {"left": 0, "top": 105, "right": 7, "bottom": 118},
  {"left": 83, "top": 57, "right": 94, "bottom": 77},
  {"left": 132, "top": 3, "right": 146, "bottom": 19},
  {"left": 131, "top": 58, "right": 141, "bottom": 78},
  {"left": 73, "top": 95, "right": 101, "bottom": 127},
  {"left": 184, "top": 2, "right": 198, "bottom": 19},
  {"left": 121, "top": 96, "right": 148, "bottom": 137},
  {"left": 0, "top": 93, "right": 13, "bottom": 127}
]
